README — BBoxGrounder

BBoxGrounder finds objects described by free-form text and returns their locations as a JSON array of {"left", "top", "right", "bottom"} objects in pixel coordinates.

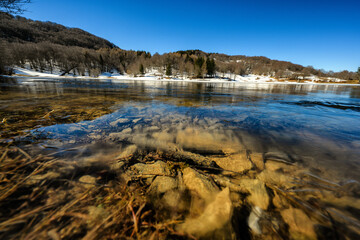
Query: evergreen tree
[
  {"left": 206, "top": 58, "right": 216, "bottom": 77},
  {"left": 185, "top": 54, "right": 193, "bottom": 63},
  {"left": 201, "top": 60, "right": 207, "bottom": 79},
  {"left": 195, "top": 57, "right": 205, "bottom": 78},
  {"left": 0, "top": 43, "right": 7, "bottom": 74},
  {"left": 139, "top": 63, "right": 145, "bottom": 75},
  {"left": 99, "top": 54, "right": 105, "bottom": 72},
  {"left": 357, "top": 67, "right": 360, "bottom": 83},
  {"left": 166, "top": 63, "right": 172, "bottom": 76},
  {"left": 195, "top": 57, "right": 204, "bottom": 69}
]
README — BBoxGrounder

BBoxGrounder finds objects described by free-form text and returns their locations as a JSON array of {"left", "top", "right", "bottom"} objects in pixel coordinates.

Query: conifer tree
[
  {"left": 0, "top": 42, "right": 9, "bottom": 74},
  {"left": 139, "top": 63, "right": 145, "bottom": 75},
  {"left": 206, "top": 58, "right": 216, "bottom": 77},
  {"left": 99, "top": 54, "right": 105, "bottom": 72},
  {"left": 195, "top": 57, "right": 205, "bottom": 78},
  {"left": 166, "top": 63, "right": 172, "bottom": 76}
]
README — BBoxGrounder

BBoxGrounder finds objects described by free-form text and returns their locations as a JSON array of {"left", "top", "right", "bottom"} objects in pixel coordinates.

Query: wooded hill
[
  {"left": 0, "top": 11, "right": 357, "bottom": 81},
  {"left": 0, "top": 11, "right": 115, "bottom": 49}
]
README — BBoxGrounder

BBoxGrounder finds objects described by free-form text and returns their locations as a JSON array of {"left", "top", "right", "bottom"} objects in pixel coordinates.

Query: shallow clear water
[{"left": 1, "top": 77, "right": 360, "bottom": 181}]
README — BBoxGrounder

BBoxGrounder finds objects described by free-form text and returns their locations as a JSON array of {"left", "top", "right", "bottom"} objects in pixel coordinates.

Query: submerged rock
[
  {"left": 131, "top": 161, "right": 171, "bottom": 176},
  {"left": 265, "top": 161, "right": 297, "bottom": 172},
  {"left": 148, "top": 173, "right": 187, "bottom": 211},
  {"left": 177, "top": 187, "right": 233, "bottom": 238},
  {"left": 116, "top": 145, "right": 137, "bottom": 159},
  {"left": 132, "top": 118, "right": 142, "bottom": 123},
  {"left": 339, "top": 180, "right": 360, "bottom": 197},
  {"left": 121, "top": 127, "right": 132, "bottom": 134},
  {"left": 109, "top": 145, "right": 138, "bottom": 171},
  {"left": 257, "top": 169, "right": 296, "bottom": 189},
  {"left": 152, "top": 131, "right": 175, "bottom": 143},
  {"left": 47, "top": 229, "right": 60, "bottom": 240},
  {"left": 26, "top": 171, "right": 61, "bottom": 185},
  {"left": 108, "top": 128, "right": 132, "bottom": 141},
  {"left": 212, "top": 152, "right": 253, "bottom": 173},
  {"left": 280, "top": 208, "right": 316, "bottom": 239},
  {"left": 162, "top": 190, "right": 186, "bottom": 210},
  {"left": 320, "top": 191, "right": 360, "bottom": 212},
  {"left": 248, "top": 206, "right": 263, "bottom": 235},
  {"left": 46, "top": 189, "right": 68, "bottom": 206},
  {"left": 131, "top": 134, "right": 178, "bottom": 152},
  {"left": 109, "top": 118, "right": 130, "bottom": 127},
  {"left": 214, "top": 176, "right": 269, "bottom": 210},
  {"left": 79, "top": 175, "right": 96, "bottom": 188},
  {"left": 272, "top": 191, "right": 289, "bottom": 209},
  {"left": 212, "top": 175, "right": 249, "bottom": 194},
  {"left": 145, "top": 126, "right": 160, "bottom": 132},
  {"left": 148, "top": 176, "right": 178, "bottom": 194},
  {"left": 238, "top": 179, "right": 270, "bottom": 210},
  {"left": 175, "top": 127, "right": 239, "bottom": 154},
  {"left": 250, "top": 152, "right": 265, "bottom": 171},
  {"left": 109, "top": 161, "right": 126, "bottom": 171},
  {"left": 264, "top": 152, "right": 294, "bottom": 165},
  {"left": 182, "top": 167, "right": 219, "bottom": 201},
  {"left": 87, "top": 206, "right": 108, "bottom": 228},
  {"left": 182, "top": 167, "right": 221, "bottom": 217}
]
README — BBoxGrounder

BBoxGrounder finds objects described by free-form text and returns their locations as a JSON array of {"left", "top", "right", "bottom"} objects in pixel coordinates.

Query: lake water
[
  {"left": 1, "top": 77, "right": 360, "bottom": 238},
  {"left": 1, "top": 78, "right": 360, "bottom": 182}
]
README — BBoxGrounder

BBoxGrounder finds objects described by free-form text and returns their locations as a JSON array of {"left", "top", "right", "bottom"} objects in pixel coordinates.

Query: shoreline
[
  {"left": 1, "top": 66, "right": 358, "bottom": 86},
  {"left": 3, "top": 74, "right": 360, "bottom": 86}
]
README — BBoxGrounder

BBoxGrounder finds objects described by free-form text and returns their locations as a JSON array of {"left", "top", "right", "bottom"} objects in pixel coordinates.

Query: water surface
[{"left": 1, "top": 77, "right": 360, "bottom": 182}]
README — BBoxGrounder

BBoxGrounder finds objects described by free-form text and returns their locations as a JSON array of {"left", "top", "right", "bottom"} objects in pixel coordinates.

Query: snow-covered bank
[
  {"left": 10, "top": 67, "right": 278, "bottom": 83},
  {"left": 3, "top": 67, "right": 358, "bottom": 86}
]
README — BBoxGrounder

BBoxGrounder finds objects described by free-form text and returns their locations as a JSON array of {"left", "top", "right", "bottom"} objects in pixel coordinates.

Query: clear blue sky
[{"left": 21, "top": 0, "right": 359, "bottom": 72}]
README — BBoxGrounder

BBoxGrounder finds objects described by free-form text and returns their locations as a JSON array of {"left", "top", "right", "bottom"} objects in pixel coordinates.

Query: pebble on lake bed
[
  {"left": 78, "top": 175, "right": 96, "bottom": 188},
  {"left": 109, "top": 118, "right": 130, "bottom": 127},
  {"left": 248, "top": 206, "right": 263, "bottom": 235}
]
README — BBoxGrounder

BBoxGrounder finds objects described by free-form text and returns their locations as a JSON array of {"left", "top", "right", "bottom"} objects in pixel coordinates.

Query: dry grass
[
  {"left": 0, "top": 146, "right": 188, "bottom": 240},
  {"left": 2, "top": 144, "right": 359, "bottom": 239}
]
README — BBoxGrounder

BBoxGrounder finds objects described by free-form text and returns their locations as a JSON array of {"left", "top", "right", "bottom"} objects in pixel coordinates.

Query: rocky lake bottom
[{"left": 0, "top": 77, "right": 360, "bottom": 239}]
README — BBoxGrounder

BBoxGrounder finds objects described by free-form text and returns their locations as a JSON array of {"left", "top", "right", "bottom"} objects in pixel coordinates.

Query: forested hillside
[
  {"left": 0, "top": 11, "right": 115, "bottom": 49},
  {"left": 0, "top": 11, "right": 357, "bottom": 81}
]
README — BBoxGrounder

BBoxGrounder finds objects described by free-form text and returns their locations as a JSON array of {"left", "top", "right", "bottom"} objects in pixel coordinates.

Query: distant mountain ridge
[
  {"left": 0, "top": 11, "right": 357, "bottom": 82},
  {"left": 0, "top": 11, "right": 117, "bottom": 49}
]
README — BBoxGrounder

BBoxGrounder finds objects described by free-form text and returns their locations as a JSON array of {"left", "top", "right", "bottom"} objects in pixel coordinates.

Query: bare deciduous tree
[{"left": 0, "top": 0, "right": 30, "bottom": 13}]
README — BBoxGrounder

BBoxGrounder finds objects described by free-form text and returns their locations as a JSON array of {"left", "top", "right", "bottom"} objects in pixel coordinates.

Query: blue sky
[{"left": 21, "top": 0, "right": 359, "bottom": 72}]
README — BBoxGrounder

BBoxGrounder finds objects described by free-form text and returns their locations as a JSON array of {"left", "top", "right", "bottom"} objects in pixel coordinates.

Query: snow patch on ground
[
  {"left": 13, "top": 67, "right": 60, "bottom": 78},
  {"left": 10, "top": 67, "right": 277, "bottom": 83},
  {"left": 6, "top": 67, "right": 353, "bottom": 85}
]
